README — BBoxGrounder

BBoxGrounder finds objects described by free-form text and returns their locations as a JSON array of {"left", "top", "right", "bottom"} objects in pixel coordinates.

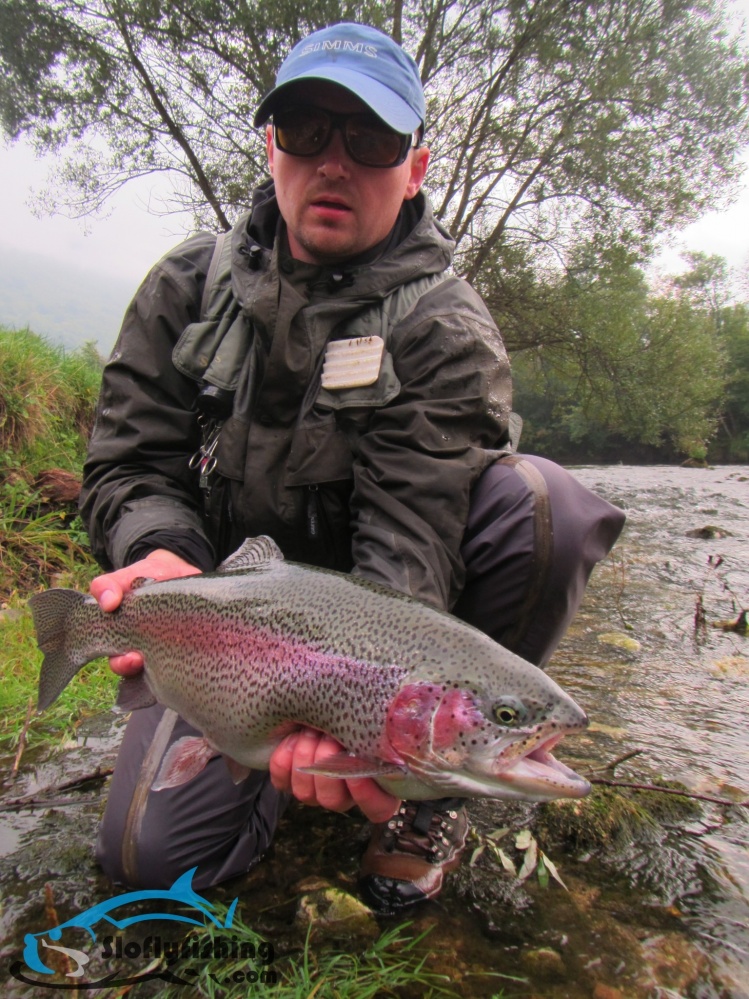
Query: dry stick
[
  {"left": 43, "top": 883, "right": 76, "bottom": 989},
  {"left": 55, "top": 765, "right": 114, "bottom": 793},
  {"left": 0, "top": 766, "right": 113, "bottom": 813},
  {"left": 586, "top": 749, "right": 748, "bottom": 807},
  {"left": 0, "top": 796, "right": 100, "bottom": 813},
  {"left": 589, "top": 748, "right": 645, "bottom": 774},
  {"left": 588, "top": 777, "right": 748, "bottom": 809},
  {"left": 9, "top": 697, "right": 35, "bottom": 780}
]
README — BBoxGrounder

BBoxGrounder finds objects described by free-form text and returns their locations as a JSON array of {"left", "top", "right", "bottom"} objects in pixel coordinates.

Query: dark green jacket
[{"left": 80, "top": 182, "right": 512, "bottom": 611}]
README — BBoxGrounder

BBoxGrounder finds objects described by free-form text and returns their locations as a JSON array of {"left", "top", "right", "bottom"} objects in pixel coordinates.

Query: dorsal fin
[{"left": 216, "top": 536, "right": 285, "bottom": 574}]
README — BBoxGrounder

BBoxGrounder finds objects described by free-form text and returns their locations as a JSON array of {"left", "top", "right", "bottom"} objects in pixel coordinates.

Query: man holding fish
[{"left": 73, "top": 22, "right": 624, "bottom": 914}]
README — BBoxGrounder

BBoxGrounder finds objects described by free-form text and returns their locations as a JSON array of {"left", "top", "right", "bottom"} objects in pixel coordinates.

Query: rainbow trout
[{"left": 30, "top": 537, "right": 590, "bottom": 802}]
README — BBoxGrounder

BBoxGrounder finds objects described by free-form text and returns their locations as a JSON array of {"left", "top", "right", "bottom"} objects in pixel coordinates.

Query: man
[{"left": 80, "top": 22, "right": 624, "bottom": 915}]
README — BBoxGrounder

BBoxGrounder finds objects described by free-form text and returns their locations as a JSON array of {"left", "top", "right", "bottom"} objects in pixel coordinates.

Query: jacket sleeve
[
  {"left": 349, "top": 276, "right": 512, "bottom": 611},
  {"left": 79, "top": 234, "right": 217, "bottom": 570}
]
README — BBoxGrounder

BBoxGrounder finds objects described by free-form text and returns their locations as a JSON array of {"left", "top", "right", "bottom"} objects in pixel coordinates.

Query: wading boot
[{"left": 358, "top": 798, "right": 468, "bottom": 914}]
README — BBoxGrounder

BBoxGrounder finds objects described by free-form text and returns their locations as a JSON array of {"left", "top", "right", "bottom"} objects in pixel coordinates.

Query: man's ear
[
  {"left": 266, "top": 124, "right": 275, "bottom": 176},
  {"left": 404, "top": 146, "right": 430, "bottom": 200}
]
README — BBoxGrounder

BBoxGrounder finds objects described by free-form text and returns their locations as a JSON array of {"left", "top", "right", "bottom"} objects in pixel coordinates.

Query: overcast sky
[{"left": 1, "top": 2, "right": 748, "bottom": 292}]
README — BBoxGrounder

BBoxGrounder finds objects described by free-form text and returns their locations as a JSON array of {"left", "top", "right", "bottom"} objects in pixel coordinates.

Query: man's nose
[{"left": 317, "top": 128, "right": 352, "bottom": 179}]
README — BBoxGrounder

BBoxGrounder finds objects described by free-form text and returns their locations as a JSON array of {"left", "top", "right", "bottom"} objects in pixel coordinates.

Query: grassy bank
[{"left": 0, "top": 325, "right": 113, "bottom": 748}]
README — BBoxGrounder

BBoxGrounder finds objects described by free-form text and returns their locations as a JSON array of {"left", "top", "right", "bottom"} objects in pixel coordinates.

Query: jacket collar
[{"left": 240, "top": 179, "right": 454, "bottom": 301}]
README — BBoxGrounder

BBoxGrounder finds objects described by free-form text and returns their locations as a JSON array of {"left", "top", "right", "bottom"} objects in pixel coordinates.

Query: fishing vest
[
  {"left": 169, "top": 230, "right": 468, "bottom": 556},
  {"left": 174, "top": 229, "right": 450, "bottom": 407}
]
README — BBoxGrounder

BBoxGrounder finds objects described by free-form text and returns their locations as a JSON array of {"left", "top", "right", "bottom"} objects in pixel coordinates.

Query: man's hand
[
  {"left": 90, "top": 550, "right": 202, "bottom": 675},
  {"left": 269, "top": 729, "right": 400, "bottom": 824}
]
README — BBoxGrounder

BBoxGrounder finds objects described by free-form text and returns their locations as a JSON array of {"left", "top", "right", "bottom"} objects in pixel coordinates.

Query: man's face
[{"left": 266, "top": 82, "right": 430, "bottom": 265}]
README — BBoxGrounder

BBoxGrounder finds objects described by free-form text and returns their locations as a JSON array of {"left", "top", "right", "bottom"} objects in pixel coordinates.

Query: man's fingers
[
  {"left": 90, "top": 577, "right": 125, "bottom": 612},
  {"left": 89, "top": 551, "right": 201, "bottom": 675},
  {"left": 90, "top": 551, "right": 202, "bottom": 613},
  {"left": 268, "top": 729, "right": 399, "bottom": 821},
  {"left": 109, "top": 651, "right": 145, "bottom": 676},
  {"left": 269, "top": 731, "right": 299, "bottom": 792},
  {"left": 345, "top": 778, "right": 401, "bottom": 824},
  {"left": 270, "top": 730, "right": 355, "bottom": 812},
  {"left": 290, "top": 731, "right": 354, "bottom": 811}
]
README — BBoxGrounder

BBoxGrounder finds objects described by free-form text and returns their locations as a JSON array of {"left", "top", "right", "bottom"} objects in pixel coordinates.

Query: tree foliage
[
  {"left": 2, "top": 0, "right": 748, "bottom": 292},
  {"left": 668, "top": 251, "right": 749, "bottom": 459},
  {"left": 512, "top": 252, "right": 727, "bottom": 459}
]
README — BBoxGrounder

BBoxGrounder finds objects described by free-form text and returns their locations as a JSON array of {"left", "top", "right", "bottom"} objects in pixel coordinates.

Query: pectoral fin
[{"left": 297, "top": 753, "right": 405, "bottom": 779}]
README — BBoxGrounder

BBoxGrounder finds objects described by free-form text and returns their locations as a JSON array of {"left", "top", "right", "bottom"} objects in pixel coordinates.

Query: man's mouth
[{"left": 310, "top": 197, "right": 352, "bottom": 216}]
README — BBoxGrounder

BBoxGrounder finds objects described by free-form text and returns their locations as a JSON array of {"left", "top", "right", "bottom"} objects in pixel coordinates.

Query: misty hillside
[{"left": 0, "top": 245, "right": 137, "bottom": 355}]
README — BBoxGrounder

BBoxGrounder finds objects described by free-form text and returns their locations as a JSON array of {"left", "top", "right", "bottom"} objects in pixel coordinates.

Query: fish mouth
[
  {"left": 491, "top": 735, "right": 590, "bottom": 800},
  {"left": 402, "top": 733, "right": 591, "bottom": 802}
]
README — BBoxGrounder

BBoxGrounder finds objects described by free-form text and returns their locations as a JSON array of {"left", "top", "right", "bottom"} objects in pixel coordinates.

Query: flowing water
[
  {"left": 552, "top": 464, "right": 749, "bottom": 996},
  {"left": 0, "top": 464, "right": 747, "bottom": 997}
]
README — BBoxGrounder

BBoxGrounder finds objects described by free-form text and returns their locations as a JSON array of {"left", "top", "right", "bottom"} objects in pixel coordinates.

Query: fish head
[{"left": 384, "top": 669, "right": 590, "bottom": 802}]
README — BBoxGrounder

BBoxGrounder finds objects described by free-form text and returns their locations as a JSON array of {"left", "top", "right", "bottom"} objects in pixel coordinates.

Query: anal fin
[
  {"left": 115, "top": 674, "right": 157, "bottom": 712},
  {"left": 222, "top": 755, "right": 252, "bottom": 784}
]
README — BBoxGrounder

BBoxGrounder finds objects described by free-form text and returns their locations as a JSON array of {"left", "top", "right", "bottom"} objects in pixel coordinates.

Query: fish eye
[{"left": 491, "top": 698, "right": 525, "bottom": 726}]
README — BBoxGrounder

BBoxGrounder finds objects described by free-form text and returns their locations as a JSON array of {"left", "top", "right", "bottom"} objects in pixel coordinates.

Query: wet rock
[
  {"left": 520, "top": 946, "right": 567, "bottom": 982},
  {"left": 534, "top": 787, "right": 660, "bottom": 853},
  {"left": 685, "top": 524, "right": 733, "bottom": 539},
  {"left": 635, "top": 932, "right": 709, "bottom": 994},
  {"left": 295, "top": 887, "right": 379, "bottom": 944},
  {"left": 597, "top": 631, "right": 641, "bottom": 652},
  {"left": 592, "top": 984, "right": 624, "bottom": 999}
]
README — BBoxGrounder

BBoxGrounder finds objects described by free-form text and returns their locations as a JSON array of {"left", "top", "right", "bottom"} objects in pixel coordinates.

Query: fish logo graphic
[
  {"left": 40, "top": 940, "right": 91, "bottom": 978},
  {"left": 12, "top": 868, "right": 239, "bottom": 988}
]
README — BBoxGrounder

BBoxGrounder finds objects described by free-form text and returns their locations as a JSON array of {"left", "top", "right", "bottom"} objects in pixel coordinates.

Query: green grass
[
  {"left": 0, "top": 324, "right": 111, "bottom": 748},
  {"left": 159, "top": 910, "right": 471, "bottom": 999},
  {"left": 0, "top": 325, "right": 102, "bottom": 475}
]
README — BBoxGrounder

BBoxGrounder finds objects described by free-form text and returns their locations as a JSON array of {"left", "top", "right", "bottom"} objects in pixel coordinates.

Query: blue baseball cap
[{"left": 254, "top": 23, "right": 426, "bottom": 134}]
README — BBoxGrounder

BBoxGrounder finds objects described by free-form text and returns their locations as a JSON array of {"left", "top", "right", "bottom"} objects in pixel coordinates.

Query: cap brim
[{"left": 254, "top": 69, "right": 422, "bottom": 133}]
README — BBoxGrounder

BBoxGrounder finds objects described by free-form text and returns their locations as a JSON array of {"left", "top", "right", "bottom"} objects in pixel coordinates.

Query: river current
[{"left": 562, "top": 464, "right": 749, "bottom": 996}]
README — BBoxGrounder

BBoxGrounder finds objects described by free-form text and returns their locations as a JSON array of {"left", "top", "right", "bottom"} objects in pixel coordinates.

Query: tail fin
[{"left": 29, "top": 589, "right": 95, "bottom": 712}]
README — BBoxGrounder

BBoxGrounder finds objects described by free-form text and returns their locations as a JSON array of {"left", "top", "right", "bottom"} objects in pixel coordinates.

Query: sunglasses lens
[
  {"left": 274, "top": 108, "right": 330, "bottom": 156},
  {"left": 274, "top": 107, "right": 411, "bottom": 167},
  {"left": 346, "top": 117, "right": 407, "bottom": 167}
]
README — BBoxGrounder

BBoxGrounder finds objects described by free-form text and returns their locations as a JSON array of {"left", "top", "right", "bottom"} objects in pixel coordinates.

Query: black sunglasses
[{"left": 272, "top": 105, "right": 418, "bottom": 168}]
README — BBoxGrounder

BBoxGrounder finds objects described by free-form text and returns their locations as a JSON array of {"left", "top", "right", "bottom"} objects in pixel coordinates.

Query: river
[{"left": 558, "top": 464, "right": 749, "bottom": 996}]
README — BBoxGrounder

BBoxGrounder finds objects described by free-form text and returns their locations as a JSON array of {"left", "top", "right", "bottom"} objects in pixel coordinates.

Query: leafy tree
[
  {"left": 670, "top": 251, "right": 732, "bottom": 322},
  {"left": 717, "top": 303, "right": 749, "bottom": 460},
  {"left": 1, "top": 0, "right": 748, "bottom": 293},
  {"left": 513, "top": 253, "right": 726, "bottom": 459},
  {"left": 667, "top": 252, "right": 749, "bottom": 459}
]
